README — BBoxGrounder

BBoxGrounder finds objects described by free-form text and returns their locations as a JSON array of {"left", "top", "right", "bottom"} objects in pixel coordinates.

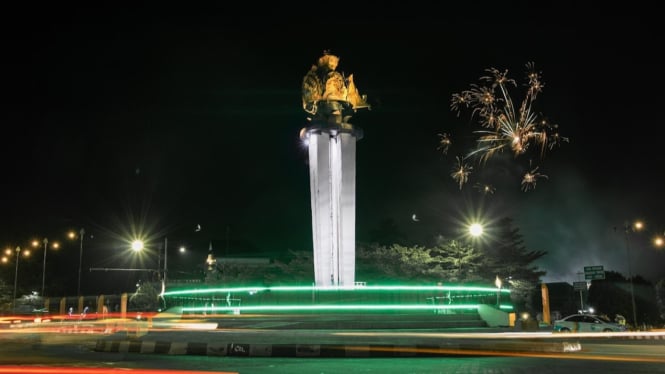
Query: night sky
[{"left": 2, "top": 4, "right": 664, "bottom": 296}]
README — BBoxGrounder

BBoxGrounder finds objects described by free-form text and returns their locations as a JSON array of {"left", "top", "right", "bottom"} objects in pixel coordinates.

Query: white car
[{"left": 552, "top": 314, "right": 626, "bottom": 333}]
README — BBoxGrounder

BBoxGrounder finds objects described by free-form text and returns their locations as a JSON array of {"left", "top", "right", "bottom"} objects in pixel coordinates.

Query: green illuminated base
[{"left": 163, "top": 284, "right": 513, "bottom": 315}]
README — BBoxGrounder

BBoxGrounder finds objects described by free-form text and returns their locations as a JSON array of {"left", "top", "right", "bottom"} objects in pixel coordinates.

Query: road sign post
[{"left": 573, "top": 281, "right": 587, "bottom": 310}]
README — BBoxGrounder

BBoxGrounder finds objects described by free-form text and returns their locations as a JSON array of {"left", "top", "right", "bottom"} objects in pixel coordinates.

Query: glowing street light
[
  {"left": 654, "top": 236, "right": 664, "bottom": 248},
  {"left": 131, "top": 240, "right": 144, "bottom": 251},
  {"left": 468, "top": 223, "right": 483, "bottom": 238}
]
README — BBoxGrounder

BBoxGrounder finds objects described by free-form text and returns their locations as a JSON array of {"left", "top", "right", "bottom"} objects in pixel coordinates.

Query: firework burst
[
  {"left": 451, "top": 156, "right": 472, "bottom": 190},
  {"left": 521, "top": 165, "right": 548, "bottom": 192},
  {"left": 437, "top": 133, "right": 452, "bottom": 155},
  {"left": 473, "top": 183, "right": 496, "bottom": 195},
  {"left": 448, "top": 62, "right": 568, "bottom": 191}
]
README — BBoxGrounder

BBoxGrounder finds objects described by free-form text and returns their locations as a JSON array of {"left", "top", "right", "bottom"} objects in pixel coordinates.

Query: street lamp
[
  {"left": 32, "top": 238, "right": 60, "bottom": 297},
  {"left": 655, "top": 235, "right": 664, "bottom": 248},
  {"left": 12, "top": 246, "right": 29, "bottom": 312},
  {"left": 495, "top": 275, "right": 502, "bottom": 307},
  {"left": 132, "top": 238, "right": 168, "bottom": 294},
  {"left": 41, "top": 239, "right": 48, "bottom": 297},
  {"left": 38, "top": 238, "right": 60, "bottom": 297},
  {"left": 494, "top": 274, "right": 503, "bottom": 308},
  {"left": 162, "top": 237, "right": 168, "bottom": 290},
  {"left": 77, "top": 228, "right": 85, "bottom": 296},
  {"left": 468, "top": 223, "right": 484, "bottom": 238},
  {"left": 623, "top": 221, "right": 641, "bottom": 329}
]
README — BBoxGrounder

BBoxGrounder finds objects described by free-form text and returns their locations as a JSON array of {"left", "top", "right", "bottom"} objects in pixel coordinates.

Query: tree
[
  {"left": 482, "top": 217, "right": 548, "bottom": 313},
  {"left": 587, "top": 271, "right": 630, "bottom": 319},
  {"left": 631, "top": 275, "right": 660, "bottom": 327},
  {"left": 218, "top": 263, "right": 266, "bottom": 285},
  {"left": 589, "top": 272, "right": 662, "bottom": 327},
  {"left": 264, "top": 250, "right": 314, "bottom": 285},
  {"left": 356, "top": 243, "right": 438, "bottom": 284},
  {"left": 655, "top": 279, "right": 665, "bottom": 321},
  {"left": 0, "top": 279, "right": 14, "bottom": 311},
  {"left": 431, "top": 236, "right": 487, "bottom": 283}
]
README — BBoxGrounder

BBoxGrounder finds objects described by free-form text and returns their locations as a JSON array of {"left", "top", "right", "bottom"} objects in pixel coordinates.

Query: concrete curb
[{"left": 94, "top": 339, "right": 581, "bottom": 357}]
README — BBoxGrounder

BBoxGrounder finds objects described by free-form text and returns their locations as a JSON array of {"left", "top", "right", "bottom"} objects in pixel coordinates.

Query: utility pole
[
  {"left": 77, "top": 228, "right": 85, "bottom": 296},
  {"left": 623, "top": 224, "right": 638, "bottom": 328},
  {"left": 163, "top": 237, "right": 168, "bottom": 290},
  {"left": 41, "top": 238, "right": 48, "bottom": 297}
]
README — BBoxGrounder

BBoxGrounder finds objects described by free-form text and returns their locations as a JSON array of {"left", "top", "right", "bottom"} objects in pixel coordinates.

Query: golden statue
[{"left": 302, "top": 51, "right": 369, "bottom": 126}]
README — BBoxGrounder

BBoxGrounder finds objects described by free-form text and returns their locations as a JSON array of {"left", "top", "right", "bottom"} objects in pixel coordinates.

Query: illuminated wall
[{"left": 307, "top": 127, "right": 358, "bottom": 286}]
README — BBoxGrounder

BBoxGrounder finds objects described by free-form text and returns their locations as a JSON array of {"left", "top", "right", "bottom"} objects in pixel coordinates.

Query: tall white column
[
  {"left": 307, "top": 128, "right": 357, "bottom": 286},
  {"left": 337, "top": 132, "right": 356, "bottom": 285}
]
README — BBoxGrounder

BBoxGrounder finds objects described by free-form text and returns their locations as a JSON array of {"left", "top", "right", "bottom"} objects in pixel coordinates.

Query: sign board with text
[
  {"left": 584, "top": 265, "right": 605, "bottom": 280},
  {"left": 573, "top": 281, "right": 587, "bottom": 291}
]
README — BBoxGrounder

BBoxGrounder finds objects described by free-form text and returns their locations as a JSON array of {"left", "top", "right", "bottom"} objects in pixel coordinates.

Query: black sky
[{"left": 2, "top": 4, "right": 664, "bottom": 295}]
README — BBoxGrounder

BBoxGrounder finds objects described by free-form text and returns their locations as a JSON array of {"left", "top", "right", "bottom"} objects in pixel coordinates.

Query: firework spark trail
[{"left": 447, "top": 62, "right": 568, "bottom": 191}]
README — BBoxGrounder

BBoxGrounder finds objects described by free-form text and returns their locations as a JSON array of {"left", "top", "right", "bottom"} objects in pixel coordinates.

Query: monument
[{"left": 300, "top": 51, "right": 370, "bottom": 286}]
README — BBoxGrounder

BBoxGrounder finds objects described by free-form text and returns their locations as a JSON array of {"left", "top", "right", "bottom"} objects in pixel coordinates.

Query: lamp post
[
  {"left": 41, "top": 238, "right": 48, "bottom": 297},
  {"left": 623, "top": 221, "right": 639, "bottom": 329},
  {"left": 163, "top": 237, "right": 168, "bottom": 290},
  {"left": 39, "top": 238, "right": 60, "bottom": 297},
  {"left": 13, "top": 246, "right": 21, "bottom": 312},
  {"left": 495, "top": 275, "right": 502, "bottom": 307},
  {"left": 137, "top": 238, "right": 168, "bottom": 294},
  {"left": 77, "top": 228, "right": 85, "bottom": 297}
]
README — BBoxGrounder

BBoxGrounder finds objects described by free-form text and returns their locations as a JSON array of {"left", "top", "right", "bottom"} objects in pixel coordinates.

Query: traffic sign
[
  {"left": 573, "top": 281, "right": 587, "bottom": 291},
  {"left": 584, "top": 265, "right": 605, "bottom": 280},
  {"left": 585, "top": 272, "right": 605, "bottom": 280}
]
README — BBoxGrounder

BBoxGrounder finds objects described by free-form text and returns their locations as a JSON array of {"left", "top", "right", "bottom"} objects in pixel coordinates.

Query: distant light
[
  {"left": 654, "top": 236, "right": 664, "bottom": 248},
  {"left": 469, "top": 223, "right": 483, "bottom": 237},
  {"left": 131, "top": 240, "right": 144, "bottom": 251},
  {"left": 634, "top": 221, "right": 644, "bottom": 231},
  {"left": 179, "top": 246, "right": 186, "bottom": 253},
  {"left": 299, "top": 127, "right": 310, "bottom": 147}
]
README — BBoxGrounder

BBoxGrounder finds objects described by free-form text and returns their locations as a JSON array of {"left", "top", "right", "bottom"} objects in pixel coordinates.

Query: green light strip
[
  {"left": 182, "top": 304, "right": 485, "bottom": 313},
  {"left": 164, "top": 285, "right": 511, "bottom": 297}
]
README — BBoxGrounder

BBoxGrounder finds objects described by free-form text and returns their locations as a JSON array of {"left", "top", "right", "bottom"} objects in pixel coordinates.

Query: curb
[
  {"left": 94, "top": 339, "right": 581, "bottom": 357},
  {"left": 626, "top": 335, "right": 665, "bottom": 340}
]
